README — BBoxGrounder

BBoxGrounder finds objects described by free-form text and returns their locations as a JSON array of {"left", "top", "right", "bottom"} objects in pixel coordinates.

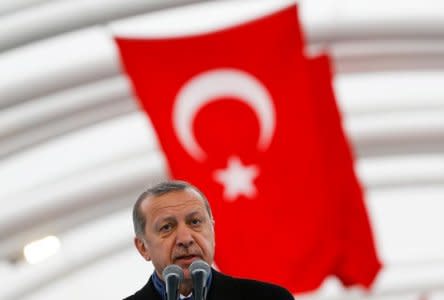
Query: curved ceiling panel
[
  {"left": 0, "top": 112, "right": 156, "bottom": 198},
  {"left": 0, "top": 77, "right": 136, "bottom": 157},
  {"left": 0, "top": 0, "right": 48, "bottom": 16},
  {"left": 0, "top": 0, "right": 207, "bottom": 51},
  {"left": 302, "top": 0, "right": 444, "bottom": 43},
  {"left": 335, "top": 71, "right": 444, "bottom": 114},
  {"left": 0, "top": 27, "right": 119, "bottom": 107}
]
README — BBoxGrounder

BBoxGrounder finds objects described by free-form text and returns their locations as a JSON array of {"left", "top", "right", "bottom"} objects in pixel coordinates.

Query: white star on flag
[{"left": 213, "top": 156, "right": 259, "bottom": 201}]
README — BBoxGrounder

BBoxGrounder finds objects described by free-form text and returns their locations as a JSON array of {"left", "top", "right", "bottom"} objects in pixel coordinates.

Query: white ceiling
[{"left": 1, "top": 0, "right": 444, "bottom": 299}]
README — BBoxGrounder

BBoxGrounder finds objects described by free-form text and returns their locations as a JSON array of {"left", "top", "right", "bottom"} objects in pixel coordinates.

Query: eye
[
  {"left": 190, "top": 218, "right": 202, "bottom": 226},
  {"left": 159, "top": 223, "right": 173, "bottom": 233}
]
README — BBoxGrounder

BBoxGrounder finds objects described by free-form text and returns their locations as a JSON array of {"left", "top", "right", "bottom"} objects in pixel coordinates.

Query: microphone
[
  {"left": 162, "top": 264, "right": 184, "bottom": 300},
  {"left": 189, "top": 260, "right": 211, "bottom": 300}
]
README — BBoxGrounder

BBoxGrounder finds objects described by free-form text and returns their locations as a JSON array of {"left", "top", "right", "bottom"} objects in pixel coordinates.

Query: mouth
[{"left": 174, "top": 254, "right": 200, "bottom": 266}]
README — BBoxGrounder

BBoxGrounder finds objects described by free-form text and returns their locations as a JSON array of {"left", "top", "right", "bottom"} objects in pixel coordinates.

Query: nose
[{"left": 175, "top": 223, "right": 194, "bottom": 248}]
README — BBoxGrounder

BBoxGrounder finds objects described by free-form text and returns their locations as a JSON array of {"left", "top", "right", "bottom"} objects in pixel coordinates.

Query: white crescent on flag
[{"left": 172, "top": 68, "right": 276, "bottom": 161}]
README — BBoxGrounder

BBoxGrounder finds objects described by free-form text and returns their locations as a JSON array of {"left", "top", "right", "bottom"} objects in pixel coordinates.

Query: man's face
[{"left": 135, "top": 188, "right": 215, "bottom": 280}]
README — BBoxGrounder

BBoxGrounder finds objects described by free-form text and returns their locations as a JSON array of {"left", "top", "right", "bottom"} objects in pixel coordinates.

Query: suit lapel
[
  {"left": 134, "top": 277, "right": 163, "bottom": 300},
  {"left": 207, "top": 270, "right": 241, "bottom": 300}
]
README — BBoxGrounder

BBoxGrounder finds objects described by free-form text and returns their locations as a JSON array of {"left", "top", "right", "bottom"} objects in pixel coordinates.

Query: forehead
[{"left": 140, "top": 189, "right": 206, "bottom": 220}]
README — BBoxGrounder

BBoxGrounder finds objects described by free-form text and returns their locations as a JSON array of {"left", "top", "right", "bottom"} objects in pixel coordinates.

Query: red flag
[
  {"left": 308, "top": 55, "right": 382, "bottom": 287},
  {"left": 115, "top": 4, "right": 380, "bottom": 293}
]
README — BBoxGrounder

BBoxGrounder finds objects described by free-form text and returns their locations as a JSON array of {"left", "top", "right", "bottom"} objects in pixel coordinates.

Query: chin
[{"left": 182, "top": 269, "right": 192, "bottom": 280}]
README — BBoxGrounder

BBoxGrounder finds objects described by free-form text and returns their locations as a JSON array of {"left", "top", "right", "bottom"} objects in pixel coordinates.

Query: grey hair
[{"left": 132, "top": 180, "right": 213, "bottom": 237}]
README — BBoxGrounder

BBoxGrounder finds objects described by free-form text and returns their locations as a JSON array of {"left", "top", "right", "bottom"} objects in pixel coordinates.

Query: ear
[{"left": 134, "top": 237, "right": 151, "bottom": 261}]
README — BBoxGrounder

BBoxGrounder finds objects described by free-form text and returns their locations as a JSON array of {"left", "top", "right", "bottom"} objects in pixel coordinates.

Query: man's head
[{"left": 133, "top": 181, "right": 215, "bottom": 284}]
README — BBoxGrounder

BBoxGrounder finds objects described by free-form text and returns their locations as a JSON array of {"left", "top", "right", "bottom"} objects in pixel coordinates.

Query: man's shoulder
[
  {"left": 122, "top": 289, "right": 146, "bottom": 300},
  {"left": 234, "top": 277, "right": 294, "bottom": 300},
  {"left": 122, "top": 277, "right": 159, "bottom": 300},
  {"left": 212, "top": 270, "right": 294, "bottom": 300}
]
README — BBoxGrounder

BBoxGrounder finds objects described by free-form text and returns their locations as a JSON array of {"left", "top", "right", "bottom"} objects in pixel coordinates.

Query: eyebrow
[
  {"left": 186, "top": 210, "right": 205, "bottom": 219},
  {"left": 154, "top": 209, "right": 206, "bottom": 226},
  {"left": 153, "top": 216, "right": 176, "bottom": 228}
]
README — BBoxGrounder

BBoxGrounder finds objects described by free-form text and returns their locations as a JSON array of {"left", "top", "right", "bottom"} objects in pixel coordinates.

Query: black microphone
[
  {"left": 162, "top": 264, "right": 184, "bottom": 300},
  {"left": 189, "top": 260, "right": 211, "bottom": 300}
]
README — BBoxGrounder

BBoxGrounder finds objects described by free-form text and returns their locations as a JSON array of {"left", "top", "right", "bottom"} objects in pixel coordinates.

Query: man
[{"left": 124, "top": 180, "right": 293, "bottom": 300}]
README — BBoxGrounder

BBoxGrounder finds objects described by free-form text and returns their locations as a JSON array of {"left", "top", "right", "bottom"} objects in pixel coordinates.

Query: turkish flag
[
  {"left": 115, "top": 4, "right": 381, "bottom": 293},
  {"left": 308, "top": 55, "right": 382, "bottom": 287}
]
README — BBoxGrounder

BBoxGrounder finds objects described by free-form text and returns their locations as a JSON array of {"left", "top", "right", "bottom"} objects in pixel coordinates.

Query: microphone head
[
  {"left": 189, "top": 260, "right": 210, "bottom": 300},
  {"left": 162, "top": 264, "right": 184, "bottom": 282},
  {"left": 163, "top": 264, "right": 184, "bottom": 300},
  {"left": 189, "top": 259, "right": 211, "bottom": 275}
]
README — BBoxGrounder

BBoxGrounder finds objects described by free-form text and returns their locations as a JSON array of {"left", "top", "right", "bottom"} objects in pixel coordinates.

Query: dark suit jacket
[{"left": 124, "top": 269, "right": 293, "bottom": 300}]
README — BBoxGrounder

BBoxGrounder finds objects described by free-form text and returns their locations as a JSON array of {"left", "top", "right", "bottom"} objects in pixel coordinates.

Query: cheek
[
  {"left": 200, "top": 231, "right": 215, "bottom": 251},
  {"left": 162, "top": 237, "right": 178, "bottom": 255},
  {"left": 149, "top": 237, "right": 174, "bottom": 256}
]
